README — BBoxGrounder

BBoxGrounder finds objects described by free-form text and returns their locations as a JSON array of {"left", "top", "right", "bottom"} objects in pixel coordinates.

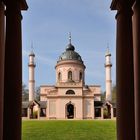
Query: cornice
[
  {"left": 110, "top": 0, "right": 118, "bottom": 10},
  {"left": 110, "top": 0, "right": 135, "bottom": 10},
  {"left": 20, "top": 0, "right": 28, "bottom": 10},
  {"left": 55, "top": 60, "right": 86, "bottom": 69},
  {"left": 3, "top": 0, "right": 28, "bottom": 10}
]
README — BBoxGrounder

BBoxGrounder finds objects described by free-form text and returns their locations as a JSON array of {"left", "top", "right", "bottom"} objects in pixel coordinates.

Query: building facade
[
  {"left": 40, "top": 40, "right": 102, "bottom": 119},
  {"left": 22, "top": 37, "right": 116, "bottom": 120}
]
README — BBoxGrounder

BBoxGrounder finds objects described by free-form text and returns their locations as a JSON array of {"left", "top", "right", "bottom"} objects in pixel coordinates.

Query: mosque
[{"left": 22, "top": 36, "right": 116, "bottom": 120}]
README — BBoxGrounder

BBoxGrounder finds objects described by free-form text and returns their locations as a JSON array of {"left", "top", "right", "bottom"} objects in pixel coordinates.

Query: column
[
  {"left": 27, "top": 108, "right": 30, "bottom": 119},
  {"left": 111, "top": 2, "right": 135, "bottom": 140},
  {"left": 92, "top": 100, "right": 94, "bottom": 119},
  {"left": 47, "top": 100, "right": 49, "bottom": 119},
  {"left": 101, "top": 108, "right": 104, "bottom": 119},
  {"left": 0, "top": 2, "right": 4, "bottom": 140},
  {"left": 111, "top": 107, "right": 114, "bottom": 119},
  {"left": 132, "top": 1, "right": 140, "bottom": 140},
  {"left": 3, "top": 2, "right": 23, "bottom": 140},
  {"left": 46, "top": 107, "right": 48, "bottom": 119},
  {"left": 38, "top": 107, "right": 40, "bottom": 120}
]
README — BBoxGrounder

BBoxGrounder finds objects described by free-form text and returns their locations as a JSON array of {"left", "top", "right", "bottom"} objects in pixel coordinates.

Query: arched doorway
[
  {"left": 66, "top": 103, "right": 74, "bottom": 119},
  {"left": 103, "top": 102, "right": 112, "bottom": 119}
]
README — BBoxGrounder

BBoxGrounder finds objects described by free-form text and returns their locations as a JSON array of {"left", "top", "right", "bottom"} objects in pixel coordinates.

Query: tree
[
  {"left": 35, "top": 86, "right": 40, "bottom": 101},
  {"left": 101, "top": 91, "right": 106, "bottom": 101},
  {"left": 102, "top": 85, "right": 116, "bottom": 103},
  {"left": 22, "top": 83, "right": 29, "bottom": 101},
  {"left": 22, "top": 84, "right": 41, "bottom": 101},
  {"left": 112, "top": 84, "right": 116, "bottom": 103}
]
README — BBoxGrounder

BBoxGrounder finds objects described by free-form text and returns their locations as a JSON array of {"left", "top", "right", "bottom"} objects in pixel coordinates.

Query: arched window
[
  {"left": 68, "top": 71, "right": 72, "bottom": 80},
  {"left": 58, "top": 72, "right": 62, "bottom": 81},
  {"left": 79, "top": 72, "right": 82, "bottom": 81},
  {"left": 66, "top": 90, "right": 75, "bottom": 94}
]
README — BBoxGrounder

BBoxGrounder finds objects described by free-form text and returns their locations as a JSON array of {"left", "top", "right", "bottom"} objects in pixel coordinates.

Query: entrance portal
[
  {"left": 66, "top": 104, "right": 74, "bottom": 119},
  {"left": 103, "top": 103, "right": 111, "bottom": 119}
]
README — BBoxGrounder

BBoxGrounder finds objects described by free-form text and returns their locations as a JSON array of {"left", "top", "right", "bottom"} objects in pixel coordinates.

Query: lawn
[{"left": 22, "top": 120, "right": 116, "bottom": 140}]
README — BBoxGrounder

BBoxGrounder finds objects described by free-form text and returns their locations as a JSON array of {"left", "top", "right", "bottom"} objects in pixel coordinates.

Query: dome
[
  {"left": 66, "top": 43, "right": 75, "bottom": 51},
  {"left": 58, "top": 43, "right": 83, "bottom": 63}
]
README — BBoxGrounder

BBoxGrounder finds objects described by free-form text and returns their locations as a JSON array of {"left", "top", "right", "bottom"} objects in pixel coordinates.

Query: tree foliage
[
  {"left": 101, "top": 91, "right": 105, "bottom": 102},
  {"left": 102, "top": 84, "right": 116, "bottom": 103},
  {"left": 22, "top": 83, "right": 29, "bottom": 101},
  {"left": 112, "top": 85, "right": 116, "bottom": 103},
  {"left": 36, "top": 86, "right": 40, "bottom": 101},
  {"left": 22, "top": 84, "right": 40, "bottom": 101}
]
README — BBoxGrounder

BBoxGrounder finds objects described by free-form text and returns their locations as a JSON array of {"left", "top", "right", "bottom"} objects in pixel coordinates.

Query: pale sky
[{"left": 22, "top": 0, "right": 116, "bottom": 92}]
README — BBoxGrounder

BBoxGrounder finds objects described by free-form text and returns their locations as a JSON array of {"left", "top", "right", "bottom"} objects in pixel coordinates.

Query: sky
[{"left": 22, "top": 0, "right": 116, "bottom": 92}]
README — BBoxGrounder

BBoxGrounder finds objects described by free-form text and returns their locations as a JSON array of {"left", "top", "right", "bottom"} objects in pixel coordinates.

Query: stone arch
[
  {"left": 28, "top": 101, "right": 40, "bottom": 119},
  {"left": 58, "top": 72, "right": 62, "bottom": 81},
  {"left": 68, "top": 70, "right": 72, "bottom": 81},
  {"left": 65, "top": 102, "right": 75, "bottom": 119},
  {"left": 66, "top": 90, "right": 75, "bottom": 95},
  {"left": 103, "top": 102, "right": 112, "bottom": 119},
  {"left": 79, "top": 71, "right": 83, "bottom": 81}
]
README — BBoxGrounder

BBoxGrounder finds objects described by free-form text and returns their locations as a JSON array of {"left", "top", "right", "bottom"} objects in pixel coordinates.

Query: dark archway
[
  {"left": 58, "top": 72, "right": 62, "bottom": 81},
  {"left": 79, "top": 71, "right": 82, "bottom": 81},
  {"left": 66, "top": 90, "right": 75, "bottom": 95},
  {"left": 29, "top": 103, "right": 38, "bottom": 119},
  {"left": 66, "top": 104, "right": 74, "bottom": 119},
  {"left": 103, "top": 104, "right": 111, "bottom": 119},
  {"left": 68, "top": 71, "right": 72, "bottom": 81}
]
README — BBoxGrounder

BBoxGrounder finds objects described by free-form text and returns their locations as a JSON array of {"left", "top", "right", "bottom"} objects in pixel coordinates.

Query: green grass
[{"left": 22, "top": 120, "right": 116, "bottom": 140}]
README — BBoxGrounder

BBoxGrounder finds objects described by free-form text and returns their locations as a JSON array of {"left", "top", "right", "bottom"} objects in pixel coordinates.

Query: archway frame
[{"left": 65, "top": 102, "right": 76, "bottom": 119}]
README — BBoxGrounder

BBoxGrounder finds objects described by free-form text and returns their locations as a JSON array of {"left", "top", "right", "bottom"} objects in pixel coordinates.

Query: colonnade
[
  {"left": 0, "top": 0, "right": 139, "bottom": 140},
  {"left": 111, "top": 0, "right": 140, "bottom": 140},
  {"left": 0, "top": 0, "right": 28, "bottom": 140}
]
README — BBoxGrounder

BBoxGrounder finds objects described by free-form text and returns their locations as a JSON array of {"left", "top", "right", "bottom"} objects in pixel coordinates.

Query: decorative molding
[
  {"left": 29, "top": 80, "right": 35, "bottom": 83},
  {"left": 110, "top": 0, "right": 118, "bottom": 10},
  {"left": 106, "top": 80, "right": 112, "bottom": 83}
]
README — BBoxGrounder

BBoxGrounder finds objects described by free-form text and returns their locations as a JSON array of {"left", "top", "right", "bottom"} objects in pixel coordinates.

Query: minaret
[
  {"left": 28, "top": 49, "right": 36, "bottom": 101},
  {"left": 105, "top": 47, "right": 112, "bottom": 101},
  {"left": 69, "top": 32, "right": 72, "bottom": 44}
]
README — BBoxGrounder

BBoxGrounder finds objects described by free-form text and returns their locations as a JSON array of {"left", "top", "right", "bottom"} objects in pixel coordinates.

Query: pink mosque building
[{"left": 22, "top": 37, "right": 116, "bottom": 120}]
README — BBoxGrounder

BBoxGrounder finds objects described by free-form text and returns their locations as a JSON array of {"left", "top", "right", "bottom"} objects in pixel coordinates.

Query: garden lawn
[{"left": 22, "top": 120, "right": 116, "bottom": 140}]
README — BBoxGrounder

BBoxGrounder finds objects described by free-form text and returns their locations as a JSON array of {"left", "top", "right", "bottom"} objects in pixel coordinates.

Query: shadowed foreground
[{"left": 22, "top": 120, "right": 116, "bottom": 140}]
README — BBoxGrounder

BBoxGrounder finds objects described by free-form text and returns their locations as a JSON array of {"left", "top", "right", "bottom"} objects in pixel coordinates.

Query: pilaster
[
  {"left": 38, "top": 107, "right": 40, "bottom": 120},
  {"left": 101, "top": 108, "right": 104, "bottom": 119},
  {"left": 27, "top": 108, "right": 30, "bottom": 119},
  {"left": 111, "top": 107, "right": 114, "bottom": 119},
  {"left": 132, "top": 1, "right": 140, "bottom": 140}
]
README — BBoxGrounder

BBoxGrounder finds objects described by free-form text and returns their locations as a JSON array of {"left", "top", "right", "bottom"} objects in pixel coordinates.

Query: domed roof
[
  {"left": 57, "top": 43, "right": 83, "bottom": 63},
  {"left": 66, "top": 43, "right": 75, "bottom": 51}
]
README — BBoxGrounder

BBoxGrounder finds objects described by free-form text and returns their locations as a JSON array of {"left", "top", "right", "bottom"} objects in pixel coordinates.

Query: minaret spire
[
  {"left": 69, "top": 32, "right": 71, "bottom": 44},
  {"left": 31, "top": 42, "right": 33, "bottom": 51},
  {"left": 107, "top": 43, "right": 109, "bottom": 54},
  {"left": 31, "top": 41, "right": 34, "bottom": 54}
]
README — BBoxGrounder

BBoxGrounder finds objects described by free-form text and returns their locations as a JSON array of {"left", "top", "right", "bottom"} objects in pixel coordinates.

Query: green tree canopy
[
  {"left": 102, "top": 84, "right": 116, "bottom": 103},
  {"left": 112, "top": 84, "right": 116, "bottom": 103},
  {"left": 22, "top": 83, "right": 29, "bottom": 101}
]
